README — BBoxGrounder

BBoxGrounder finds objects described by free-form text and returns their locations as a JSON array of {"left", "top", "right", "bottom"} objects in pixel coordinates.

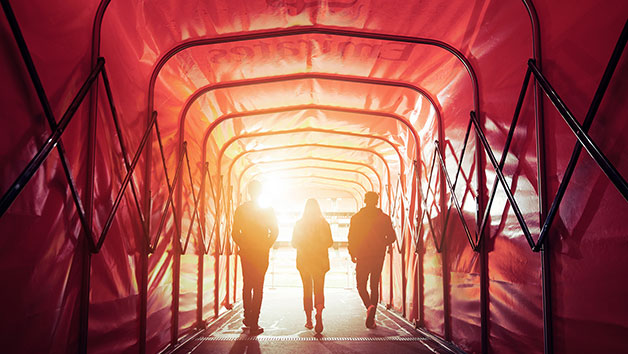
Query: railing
[
  {"left": 417, "top": 19, "right": 628, "bottom": 253},
  {"left": 0, "top": 2, "right": 235, "bottom": 353}
]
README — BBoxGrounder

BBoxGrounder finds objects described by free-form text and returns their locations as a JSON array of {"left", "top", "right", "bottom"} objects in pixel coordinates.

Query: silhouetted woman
[{"left": 292, "top": 198, "right": 333, "bottom": 333}]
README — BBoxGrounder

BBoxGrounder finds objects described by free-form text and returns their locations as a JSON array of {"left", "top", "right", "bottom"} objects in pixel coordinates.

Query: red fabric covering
[{"left": 1, "top": 0, "right": 627, "bottom": 353}]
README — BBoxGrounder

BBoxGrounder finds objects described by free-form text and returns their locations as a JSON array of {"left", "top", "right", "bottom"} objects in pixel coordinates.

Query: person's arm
[
  {"left": 267, "top": 208, "right": 279, "bottom": 247},
  {"left": 323, "top": 220, "right": 333, "bottom": 248},
  {"left": 347, "top": 215, "right": 357, "bottom": 262},
  {"left": 232, "top": 207, "right": 243, "bottom": 246},
  {"left": 384, "top": 214, "right": 397, "bottom": 245},
  {"left": 291, "top": 221, "right": 302, "bottom": 249}
]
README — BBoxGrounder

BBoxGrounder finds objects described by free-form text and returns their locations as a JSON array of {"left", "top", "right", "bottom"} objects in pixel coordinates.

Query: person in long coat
[{"left": 292, "top": 198, "right": 333, "bottom": 333}]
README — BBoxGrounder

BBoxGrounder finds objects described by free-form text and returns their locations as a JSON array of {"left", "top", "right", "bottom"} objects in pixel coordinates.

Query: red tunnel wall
[{"left": 1, "top": 1, "right": 627, "bottom": 354}]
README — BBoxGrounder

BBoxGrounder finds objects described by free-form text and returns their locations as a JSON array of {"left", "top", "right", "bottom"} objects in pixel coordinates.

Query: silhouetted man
[
  {"left": 232, "top": 180, "right": 278, "bottom": 335},
  {"left": 348, "top": 191, "right": 396, "bottom": 329}
]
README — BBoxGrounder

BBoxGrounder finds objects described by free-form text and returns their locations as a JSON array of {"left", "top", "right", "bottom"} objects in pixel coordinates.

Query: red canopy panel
[{"left": 1, "top": 0, "right": 627, "bottom": 353}]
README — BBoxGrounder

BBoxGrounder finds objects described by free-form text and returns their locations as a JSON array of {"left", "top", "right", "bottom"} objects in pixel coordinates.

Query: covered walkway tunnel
[{"left": 1, "top": 0, "right": 628, "bottom": 353}]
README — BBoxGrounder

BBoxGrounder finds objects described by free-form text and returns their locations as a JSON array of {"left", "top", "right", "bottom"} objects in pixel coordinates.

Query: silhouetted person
[
  {"left": 232, "top": 180, "right": 278, "bottom": 335},
  {"left": 348, "top": 191, "right": 396, "bottom": 329},
  {"left": 292, "top": 198, "right": 333, "bottom": 333}
]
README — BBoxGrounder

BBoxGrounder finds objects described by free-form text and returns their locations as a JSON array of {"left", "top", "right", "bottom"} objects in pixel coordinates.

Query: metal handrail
[
  {"left": 0, "top": 59, "right": 104, "bottom": 218},
  {"left": 415, "top": 19, "right": 628, "bottom": 253}
]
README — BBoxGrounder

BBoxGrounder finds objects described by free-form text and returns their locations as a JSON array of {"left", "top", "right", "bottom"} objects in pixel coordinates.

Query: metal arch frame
[
  {"left": 199, "top": 104, "right": 420, "bottom": 206},
  {"left": 178, "top": 72, "right": 438, "bottom": 182},
  {"left": 245, "top": 165, "right": 375, "bottom": 196},
  {"left": 0, "top": 1, "right": 550, "bottom": 353},
  {"left": 237, "top": 157, "right": 382, "bottom": 197},
  {"left": 263, "top": 179, "right": 365, "bottom": 211},
  {"left": 225, "top": 143, "right": 392, "bottom": 202},
  {"left": 246, "top": 174, "right": 368, "bottom": 210},
  {"left": 216, "top": 128, "right": 397, "bottom": 206},
  {"left": 147, "top": 26, "right": 480, "bottom": 122},
  {"left": 250, "top": 173, "right": 368, "bottom": 194},
  {"left": 157, "top": 31, "right": 462, "bottom": 352},
  {"left": 81, "top": 3, "right": 547, "bottom": 354},
  {"left": 216, "top": 127, "right": 405, "bottom": 187}
]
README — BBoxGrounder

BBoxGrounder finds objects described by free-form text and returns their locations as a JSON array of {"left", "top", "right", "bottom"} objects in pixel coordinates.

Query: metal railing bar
[
  {"left": 95, "top": 112, "right": 158, "bottom": 252},
  {"left": 439, "top": 120, "right": 473, "bottom": 247},
  {"left": 196, "top": 162, "right": 209, "bottom": 254},
  {"left": 534, "top": 19, "right": 628, "bottom": 250},
  {"left": 528, "top": 60, "right": 628, "bottom": 203},
  {"left": 444, "top": 140, "right": 478, "bottom": 199},
  {"left": 0, "top": 0, "right": 96, "bottom": 242},
  {"left": 477, "top": 67, "right": 533, "bottom": 242},
  {"left": 391, "top": 178, "right": 401, "bottom": 219},
  {"left": 182, "top": 148, "right": 207, "bottom": 254},
  {"left": 417, "top": 149, "right": 442, "bottom": 251},
  {"left": 0, "top": 58, "right": 104, "bottom": 218},
  {"left": 219, "top": 182, "right": 231, "bottom": 255},
  {"left": 202, "top": 167, "right": 218, "bottom": 254},
  {"left": 101, "top": 64, "right": 150, "bottom": 243},
  {"left": 151, "top": 142, "right": 187, "bottom": 252},
  {"left": 434, "top": 142, "right": 477, "bottom": 250},
  {"left": 470, "top": 111, "right": 535, "bottom": 249},
  {"left": 154, "top": 119, "right": 182, "bottom": 239}
]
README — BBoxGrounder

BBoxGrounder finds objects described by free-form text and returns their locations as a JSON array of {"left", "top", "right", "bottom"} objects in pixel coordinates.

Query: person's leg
[
  {"left": 365, "top": 258, "right": 384, "bottom": 328},
  {"left": 369, "top": 258, "right": 385, "bottom": 306},
  {"left": 299, "top": 270, "right": 314, "bottom": 313},
  {"left": 355, "top": 261, "right": 371, "bottom": 309},
  {"left": 240, "top": 257, "right": 253, "bottom": 326},
  {"left": 250, "top": 262, "right": 268, "bottom": 329},
  {"left": 299, "top": 270, "right": 314, "bottom": 328},
  {"left": 313, "top": 270, "right": 326, "bottom": 333},
  {"left": 313, "top": 270, "right": 326, "bottom": 311}
]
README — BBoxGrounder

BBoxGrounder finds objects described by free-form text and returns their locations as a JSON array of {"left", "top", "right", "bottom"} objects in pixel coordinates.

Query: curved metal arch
[
  {"left": 238, "top": 157, "right": 382, "bottom": 198},
  {"left": 216, "top": 127, "right": 404, "bottom": 184},
  {"left": 249, "top": 173, "right": 368, "bottom": 198},
  {"left": 224, "top": 142, "right": 392, "bottom": 208},
  {"left": 242, "top": 164, "right": 375, "bottom": 195},
  {"left": 178, "top": 73, "right": 437, "bottom": 176},
  {"left": 258, "top": 179, "right": 363, "bottom": 211},
  {"left": 200, "top": 104, "right": 417, "bottom": 196},
  {"left": 147, "top": 26, "right": 481, "bottom": 125},
  {"left": 89, "top": 3, "right": 544, "bottom": 352},
  {"left": 194, "top": 95, "right": 421, "bottom": 192},
  {"left": 177, "top": 72, "right": 441, "bottom": 142}
]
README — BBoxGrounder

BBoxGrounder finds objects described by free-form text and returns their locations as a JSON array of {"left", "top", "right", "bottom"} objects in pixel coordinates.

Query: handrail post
[
  {"left": 139, "top": 221, "right": 149, "bottom": 354},
  {"left": 196, "top": 163, "right": 208, "bottom": 329},
  {"left": 214, "top": 176, "right": 223, "bottom": 317}
]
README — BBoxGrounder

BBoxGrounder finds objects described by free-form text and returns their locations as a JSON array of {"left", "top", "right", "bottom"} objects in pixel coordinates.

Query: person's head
[
  {"left": 302, "top": 198, "right": 323, "bottom": 220},
  {"left": 247, "top": 180, "right": 262, "bottom": 201},
  {"left": 364, "top": 191, "right": 379, "bottom": 207}
]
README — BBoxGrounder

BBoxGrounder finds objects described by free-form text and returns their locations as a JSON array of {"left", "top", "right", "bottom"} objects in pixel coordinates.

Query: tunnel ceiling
[{"left": 93, "top": 0, "right": 534, "bottom": 204}]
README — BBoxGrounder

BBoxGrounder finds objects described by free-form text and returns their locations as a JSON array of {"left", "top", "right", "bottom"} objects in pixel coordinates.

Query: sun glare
[{"left": 257, "top": 179, "right": 284, "bottom": 208}]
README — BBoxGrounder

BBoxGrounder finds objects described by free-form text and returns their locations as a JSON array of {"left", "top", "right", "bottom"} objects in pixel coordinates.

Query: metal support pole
[
  {"left": 233, "top": 253, "right": 239, "bottom": 304},
  {"left": 389, "top": 246, "right": 394, "bottom": 309},
  {"left": 400, "top": 199, "right": 407, "bottom": 317},
  {"left": 442, "top": 235, "right": 451, "bottom": 341},
  {"left": 197, "top": 163, "right": 208, "bottom": 329},
  {"left": 196, "top": 249, "right": 204, "bottom": 329},
  {"left": 214, "top": 176, "right": 223, "bottom": 317},
  {"left": 172, "top": 239, "right": 181, "bottom": 347},
  {"left": 139, "top": 230, "right": 149, "bottom": 354},
  {"left": 78, "top": 241, "right": 91, "bottom": 354},
  {"left": 480, "top": 222, "right": 489, "bottom": 354},
  {"left": 475, "top": 110, "right": 489, "bottom": 354}
]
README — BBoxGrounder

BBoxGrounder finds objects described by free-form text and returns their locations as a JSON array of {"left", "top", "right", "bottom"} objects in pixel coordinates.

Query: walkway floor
[{"left": 175, "top": 287, "right": 456, "bottom": 354}]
